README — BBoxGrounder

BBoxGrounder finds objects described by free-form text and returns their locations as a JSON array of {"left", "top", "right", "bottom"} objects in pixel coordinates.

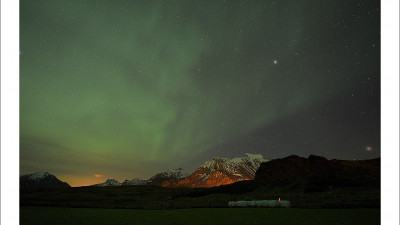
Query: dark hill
[{"left": 255, "top": 155, "right": 380, "bottom": 191}]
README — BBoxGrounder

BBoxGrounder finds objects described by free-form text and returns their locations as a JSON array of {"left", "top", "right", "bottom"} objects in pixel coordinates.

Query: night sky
[{"left": 20, "top": 0, "right": 380, "bottom": 187}]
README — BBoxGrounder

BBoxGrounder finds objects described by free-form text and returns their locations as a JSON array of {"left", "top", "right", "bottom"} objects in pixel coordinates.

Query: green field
[{"left": 21, "top": 207, "right": 380, "bottom": 225}]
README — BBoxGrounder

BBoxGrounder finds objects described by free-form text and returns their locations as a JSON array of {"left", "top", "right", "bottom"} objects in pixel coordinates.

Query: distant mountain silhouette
[{"left": 20, "top": 172, "right": 70, "bottom": 189}]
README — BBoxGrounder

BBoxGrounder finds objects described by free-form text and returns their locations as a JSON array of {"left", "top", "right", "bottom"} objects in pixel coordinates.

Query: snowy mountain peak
[
  {"left": 201, "top": 153, "right": 268, "bottom": 171},
  {"left": 163, "top": 153, "right": 270, "bottom": 188},
  {"left": 163, "top": 168, "right": 190, "bottom": 179},
  {"left": 150, "top": 168, "right": 189, "bottom": 181},
  {"left": 203, "top": 153, "right": 269, "bottom": 178},
  {"left": 24, "top": 171, "right": 52, "bottom": 180},
  {"left": 20, "top": 172, "right": 70, "bottom": 189},
  {"left": 91, "top": 178, "right": 121, "bottom": 186}
]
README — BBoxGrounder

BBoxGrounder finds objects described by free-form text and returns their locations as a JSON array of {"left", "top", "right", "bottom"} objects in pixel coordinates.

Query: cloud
[{"left": 94, "top": 174, "right": 103, "bottom": 178}]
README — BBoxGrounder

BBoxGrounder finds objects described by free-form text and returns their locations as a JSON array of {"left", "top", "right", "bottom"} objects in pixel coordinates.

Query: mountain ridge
[{"left": 93, "top": 168, "right": 190, "bottom": 187}]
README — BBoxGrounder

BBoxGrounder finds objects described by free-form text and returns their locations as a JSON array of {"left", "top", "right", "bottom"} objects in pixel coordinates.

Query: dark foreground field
[
  {"left": 20, "top": 184, "right": 380, "bottom": 209},
  {"left": 21, "top": 206, "right": 379, "bottom": 225}
]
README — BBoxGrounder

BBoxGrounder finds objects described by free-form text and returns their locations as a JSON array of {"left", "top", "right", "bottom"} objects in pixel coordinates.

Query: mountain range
[
  {"left": 20, "top": 154, "right": 379, "bottom": 191},
  {"left": 21, "top": 153, "right": 268, "bottom": 189},
  {"left": 90, "top": 153, "right": 268, "bottom": 188},
  {"left": 91, "top": 168, "right": 190, "bottom": 187}
]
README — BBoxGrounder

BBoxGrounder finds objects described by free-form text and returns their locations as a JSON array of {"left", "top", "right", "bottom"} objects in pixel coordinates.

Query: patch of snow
[
  {"left": 28, "top": 171, "right": 51, "bottom": 180},
  {"left": 232, "top": 174, "right": 243, "bottom": 177}
]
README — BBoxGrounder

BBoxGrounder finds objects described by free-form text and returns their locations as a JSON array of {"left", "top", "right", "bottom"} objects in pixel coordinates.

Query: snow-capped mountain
[
  {"left": 162, "top": 153, "right": 269, "bottom": 188},
  {"left": 121, "top": 178, "right": 148, "bottom": 186},
  {"left": 91, "top": 179, "right": 121, "bottom": 186},
  {"left": 20, "top": 171, "right": 71, "bottom": 189},
  {"left": 147, "top": 168, "right": 190, "bottom": 186}
]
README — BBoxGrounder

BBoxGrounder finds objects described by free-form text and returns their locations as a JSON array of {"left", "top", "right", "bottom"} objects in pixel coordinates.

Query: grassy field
[
  {"left": 20, "top": 185, "right": 380, "bottom": 209},
  {"left": 21, "top": 206, "right": 380, "bottom": 225}
]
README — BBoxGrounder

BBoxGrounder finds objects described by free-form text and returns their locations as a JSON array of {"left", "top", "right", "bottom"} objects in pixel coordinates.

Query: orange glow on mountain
[{"left": 161, "top": 170, "right": 251, "bottom": 188}]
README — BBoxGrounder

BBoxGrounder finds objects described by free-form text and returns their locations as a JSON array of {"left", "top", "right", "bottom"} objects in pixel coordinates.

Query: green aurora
[{"left": 20, "top": 0, "right": 380, "bottom": 186}]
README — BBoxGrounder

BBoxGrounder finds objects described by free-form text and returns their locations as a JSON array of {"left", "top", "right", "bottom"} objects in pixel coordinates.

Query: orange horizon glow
[{"left": 57, "top": 176, "right": 108, "bottom": 187}]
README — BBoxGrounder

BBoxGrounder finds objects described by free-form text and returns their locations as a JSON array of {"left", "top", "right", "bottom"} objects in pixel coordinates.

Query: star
[{"left": 273, "top": 60, "right": 278, "bottom": 64}]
